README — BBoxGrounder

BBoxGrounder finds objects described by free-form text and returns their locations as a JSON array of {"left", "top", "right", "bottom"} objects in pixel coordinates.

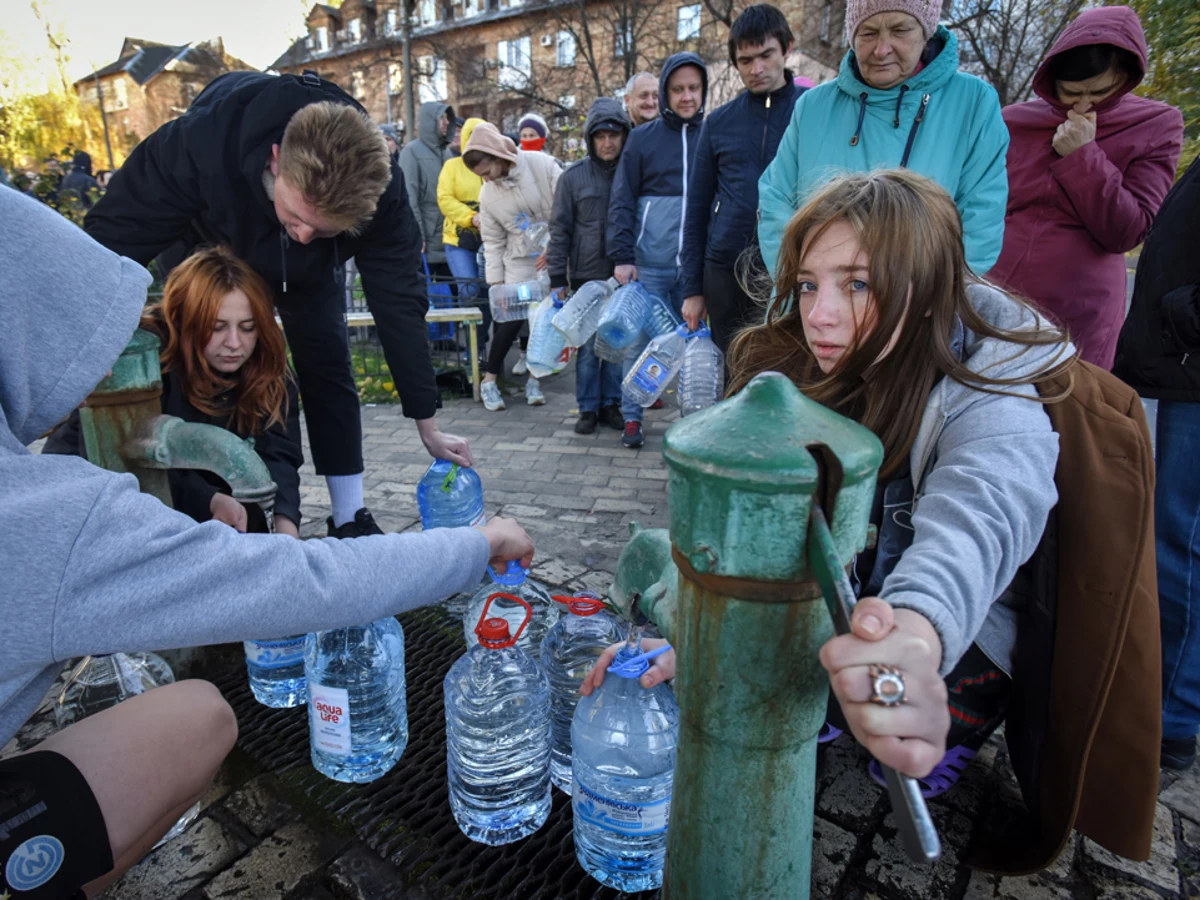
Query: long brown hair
[
  {"left": 728, "top": 170, "right": 1074, "bottom": 478},
  {"left": 147, "top": 246, "right": 290, "bottom": 436}
]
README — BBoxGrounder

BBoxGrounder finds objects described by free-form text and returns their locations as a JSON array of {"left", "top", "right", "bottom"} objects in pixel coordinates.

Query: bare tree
[
  {"left": 545, "top": 0, "right": 674, "bottom": 97},
  {"left": 945, "top": 0, "right": 1084, "bottom": 106}
]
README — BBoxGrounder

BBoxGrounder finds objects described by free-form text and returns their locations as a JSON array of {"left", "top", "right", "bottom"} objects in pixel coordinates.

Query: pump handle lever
[{"left": 807, "top": 502, "right": 942, "bottom": 864}]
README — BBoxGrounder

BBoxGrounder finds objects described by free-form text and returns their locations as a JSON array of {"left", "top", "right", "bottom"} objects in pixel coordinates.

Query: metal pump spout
[{"left": 79, "top": 328, "right": 276, "bottom": 512}]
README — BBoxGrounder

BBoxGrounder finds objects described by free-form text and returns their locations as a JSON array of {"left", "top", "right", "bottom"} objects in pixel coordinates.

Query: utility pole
[
  {"left": 401, "top": 0, "right": 416, "bottom": 143},
  {"left": 93, "top": 70, "right": 115, "bottom": 170}
]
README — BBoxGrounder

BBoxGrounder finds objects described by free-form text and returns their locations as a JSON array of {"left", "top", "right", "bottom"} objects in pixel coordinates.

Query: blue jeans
[
  {"left": 621, "top": 265, "right": 684, "bottom": 424},
  {"left": 576, "top": 335, "right": 621, "bottom": 413},
  {"left": 1158, "top": 400, "right": 1200, "bottom": 741},
  {"left": 445, "top": 244, "right": 488, "bottom": 343}
]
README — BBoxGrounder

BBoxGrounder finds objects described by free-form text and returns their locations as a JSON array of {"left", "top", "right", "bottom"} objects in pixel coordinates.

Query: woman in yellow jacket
[{"left": 438, "top": 117, "right": 488, "bottom": 343}]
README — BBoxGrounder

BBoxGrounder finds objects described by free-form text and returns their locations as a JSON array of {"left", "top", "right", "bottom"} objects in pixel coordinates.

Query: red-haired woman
[{"left": 147, "top": 246, "right": 303, "bottom": 537}]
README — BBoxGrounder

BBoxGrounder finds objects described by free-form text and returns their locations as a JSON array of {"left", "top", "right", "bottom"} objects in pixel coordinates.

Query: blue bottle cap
[
  {"left": 607, "top": 643, "right": 672, "bottom": 679},
  {"left": 675, "top": 323, "right": 690, "bottom": 337},
  {"left": 487, "top": 559, "right": 528, "bottom": 586}
]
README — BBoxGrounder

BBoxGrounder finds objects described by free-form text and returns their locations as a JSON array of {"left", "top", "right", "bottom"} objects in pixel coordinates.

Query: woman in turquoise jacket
[{"left": 758, "top": 0, "right": 1009, "bottom": 282}]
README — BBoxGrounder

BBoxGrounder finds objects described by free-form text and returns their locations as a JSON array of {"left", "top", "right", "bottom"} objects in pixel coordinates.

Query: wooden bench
[{"left": 345, "top": 308, "right": 484, "bottom": 402}]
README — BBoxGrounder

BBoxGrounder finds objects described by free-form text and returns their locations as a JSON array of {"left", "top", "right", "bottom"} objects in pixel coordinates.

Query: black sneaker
[
  {"left": 599, "top": 404, "right": 624, "bottom": 431},
  {"left": 326, "top": 507, "right": 384, "bottom": 538},
  {"left": 575, "top": 411, "right": 599, "bottom": 434},
  {"left": 1162, "top": 736, "right": 1197, "bottom": 770},
  {"left": 622, "top": 421, "right": 644, "bottom": 449}
]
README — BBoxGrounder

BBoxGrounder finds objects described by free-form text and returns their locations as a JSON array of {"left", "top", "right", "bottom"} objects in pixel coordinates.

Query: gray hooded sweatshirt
[
  {"left": 884, "top": 283, "right": 1071, "bottom": 676},
  {"left": 398, "top": 101, "right": 454, "bottom": 264},
  {"left": 0, "top": 186, "right": 489, "bottom": 747}
]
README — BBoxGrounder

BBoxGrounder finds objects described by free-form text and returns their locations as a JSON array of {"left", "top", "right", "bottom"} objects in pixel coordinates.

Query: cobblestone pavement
[{"left": 9, "top": 366, "right": 1200, "bottom": 900}]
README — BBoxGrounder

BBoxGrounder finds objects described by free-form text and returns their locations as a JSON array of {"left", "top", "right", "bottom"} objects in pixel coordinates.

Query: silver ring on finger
[{"left": 868, "top": 663, "right": 906, "bottom": 707}]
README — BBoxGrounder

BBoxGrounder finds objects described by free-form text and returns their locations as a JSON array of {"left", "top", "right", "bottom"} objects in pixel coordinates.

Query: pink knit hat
[{"left": 845, "top": 0, "right": 940, "bottom": 43}]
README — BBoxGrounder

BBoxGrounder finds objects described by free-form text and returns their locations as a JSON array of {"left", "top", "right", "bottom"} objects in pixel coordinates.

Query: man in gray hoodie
[
  {"left": 0, "top": 186, "right": 531, "bottom": 897},
  {"left": 399, "top": 101, "right": 456, "bottom": 272}
]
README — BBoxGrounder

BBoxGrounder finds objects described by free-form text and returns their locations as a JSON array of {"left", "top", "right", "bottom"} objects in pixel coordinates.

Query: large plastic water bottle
[
  {"left": 55, "top": 652, "right": 201, "bottom": 845},
  {"left": 526, "top": 295, "right": 568, "bottom": 378},
  {"left": 417, "top": 460, "right": 486, "bottom": 529},
  {"left": 644, "top": 293, "right": 683, "bottom": 338},
  {"left": 572, "top": 634, "right": 679, "bottom": 891},
  {"left": 445, "top": 594, "right": 552, "bottom": 844},
  {"left": 593, "top": 329, "right": 625, "bottom": 364},
  {"left": 489, "top": 272, "right": 551, "bottom": 323},
  {"left": 596, "top": 282, "right": 656, "bottom": 350},
  {"left": 680, "top": 324, "right": 726, "bottom": 416},
  {"left": 554, "top": 278, "right": 619, "bottom": 347},
  {"left": 306, "top": 617, "right": 408, "bottom": 783},
  {"left": 463, "top": 561, "right": 559, "bottom": 654},
  {"left": 622, "top": 324, "right": 689, "bottom": 408},
  {"left": 518, "top": 217, "right": 551, "bottom": 257},
  {"left": 244, "top": 636, "right": 308, "bottom": 707},
  {"left": 540, "top": 593, "right": 625, "bottom": 794}
]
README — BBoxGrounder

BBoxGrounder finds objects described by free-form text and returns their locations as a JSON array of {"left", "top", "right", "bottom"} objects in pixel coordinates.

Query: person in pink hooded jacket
[{"left": 991, "top": 6, "right": 1183, "bottom": 370}]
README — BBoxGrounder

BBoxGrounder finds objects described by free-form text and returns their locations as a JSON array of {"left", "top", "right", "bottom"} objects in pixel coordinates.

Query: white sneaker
[
  {"left": 525, "top": 378, "right": 546, "bottom": 406},
  {"left": 481, "top": 381, "right": 506, "bottom": 411},
  {"left": 512, "top": 352, "right": 528, "bottom": 376}
]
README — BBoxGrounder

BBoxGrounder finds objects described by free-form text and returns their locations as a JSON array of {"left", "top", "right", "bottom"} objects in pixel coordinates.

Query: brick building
[
  {"left": 270, "top": 0, "right": 846, "bottom": 152},
  {"left": 75, "top": 37, "right": 254, "bottom": 143}
]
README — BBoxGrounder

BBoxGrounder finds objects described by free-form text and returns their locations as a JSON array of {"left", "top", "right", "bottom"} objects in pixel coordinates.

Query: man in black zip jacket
[
  {"left": 680, "top": 5, "right": 806, "bottom": 353},
  {"left": 84, "top": 70, "right": 471, "bottom": 538},
  {"left": 1114, "top": 155, "right": 1200, "bottom": 771}
]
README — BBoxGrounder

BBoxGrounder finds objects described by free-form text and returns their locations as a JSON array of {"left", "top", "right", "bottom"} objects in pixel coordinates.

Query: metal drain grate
[{"left": 212, "top": 606, "right": 659, "bottom": 900}]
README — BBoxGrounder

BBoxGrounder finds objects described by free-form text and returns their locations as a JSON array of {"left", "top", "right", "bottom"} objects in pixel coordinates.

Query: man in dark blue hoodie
[
  {"left": 680, "top": 5, "right": 805, "bottom": 353},
  {"left": 607, "top": 52, "right": 708, "bottom": 448}
]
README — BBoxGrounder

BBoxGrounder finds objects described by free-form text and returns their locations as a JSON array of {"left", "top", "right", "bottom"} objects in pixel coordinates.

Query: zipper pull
[{"left": 766, "top": 95, "right": 772, "bottom": 109}]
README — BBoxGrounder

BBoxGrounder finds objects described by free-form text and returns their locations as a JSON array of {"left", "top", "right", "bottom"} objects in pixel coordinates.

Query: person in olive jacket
[
  {"left": 83, "top": 70, "right": 471, "bottom": 540},
  {"left": 547, "top": 97, "right": 631, "bottom": 434},
  {"left": 680, "top": 4, "right": 806, "bottom": 352},
  {"left": 1114, "top": 155, "right": 1200, "bottom": 771}
]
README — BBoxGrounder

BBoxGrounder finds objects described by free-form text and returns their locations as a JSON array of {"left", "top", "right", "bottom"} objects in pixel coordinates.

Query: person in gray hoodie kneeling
[{"left": 0, "top": 186, "right": 533, "bottom": 899}]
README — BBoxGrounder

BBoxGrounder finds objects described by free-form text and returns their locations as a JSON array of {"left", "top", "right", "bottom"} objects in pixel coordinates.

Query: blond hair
[
  {"left": 278, "top": 101, "right": 392, "bottom": 234},
  {"left": 728, "top": 169, "right": 1074, "bottom": 478}
]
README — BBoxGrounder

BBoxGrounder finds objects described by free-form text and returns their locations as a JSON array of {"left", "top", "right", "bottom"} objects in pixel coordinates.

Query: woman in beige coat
[{"left": 463, "top": 122, "right": 561, "bottom": 411}]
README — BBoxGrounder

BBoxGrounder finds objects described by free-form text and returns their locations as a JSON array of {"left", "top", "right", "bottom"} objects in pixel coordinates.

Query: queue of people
[{"left": 0, "top": 0, "right": 1195, "bottom": 893}]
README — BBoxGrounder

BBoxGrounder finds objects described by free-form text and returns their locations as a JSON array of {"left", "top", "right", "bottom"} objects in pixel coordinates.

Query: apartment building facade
[{"left": 271, "top": 0, "right": 846, "bottom": 150}]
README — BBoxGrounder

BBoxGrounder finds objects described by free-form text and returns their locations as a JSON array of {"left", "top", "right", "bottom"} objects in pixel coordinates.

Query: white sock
[{"left": 327, "top": 474, "right": 365, "bottom": 527}]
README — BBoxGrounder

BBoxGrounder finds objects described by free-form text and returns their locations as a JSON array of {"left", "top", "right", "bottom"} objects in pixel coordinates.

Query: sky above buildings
[{"left": 3, "top": 0, "right": 310, "bottom": 92}]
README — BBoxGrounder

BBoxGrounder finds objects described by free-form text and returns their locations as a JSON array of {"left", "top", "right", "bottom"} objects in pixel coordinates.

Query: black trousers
[
  {"left": 704, "top": 263, "right": 761, "bottom": 355},
  {"left": 276, "top": 286, "right": 365, "bottom": 476},
  {"left": 487, "top": 319, "right": 527, "bottom": 377}
]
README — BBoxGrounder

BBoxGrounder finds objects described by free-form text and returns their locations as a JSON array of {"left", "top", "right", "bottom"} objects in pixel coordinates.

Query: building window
[
  {"left": 388, "top": 62, "right": 403, "bottom": 95},
  {"left": 348, "top": 18, "right": 363, "bottom": 42},
  {"left": 315, "top": 26, "right": 330, "bottom": 51},
  {"left": 555, "top": 31, "right": 576, "bottom": 67},
  {"left": 497, "top": 36, "right": 532, "bottom": 89},
  {"left": 416, "top": 55, "right": 448, "bottom": 103},
  {"left": 385, "top": 8, "right": 399, "bottom": 35},
  {"left": 111, "top": 78, "right": 128, "bottom": 110},
  {"left": 351, "top": 69, "right": 366, "bottom": 99},
  {"left": 819, "top": 1, "right": 833, "bottom": 43},
  {"left": 614, "top": 22, "right": 633, "bottom": 57},
  {"left": 416, "top": 0, "right": 436, "bottom": 25},
  {"left": 676, "top": 4, "right": 701, "bottom": 41},
  {"left": 460, "top": 0, "right": 483, "bottom": 19}
]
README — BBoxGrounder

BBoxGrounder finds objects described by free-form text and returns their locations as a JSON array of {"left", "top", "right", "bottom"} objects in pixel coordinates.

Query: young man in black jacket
[
  {"left": 680, "top": 5, "right": 806, "bottom": 353},
  {"left": 1114, "top": 155, "right": 1200, "bottom": 771},
  {"left": 84, "top": 70, "right": 471, "bottom": 538},
  {"left": 547, "top": 98, "right": 631, "bottom": 434}
]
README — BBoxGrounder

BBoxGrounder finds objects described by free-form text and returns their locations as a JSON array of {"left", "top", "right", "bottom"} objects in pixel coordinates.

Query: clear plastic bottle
[
  {"left": 622, "top": 324, "right": 689, "bottom": 408},
  {"left": 445, "top": 594, "right": 552, "bottom": 845},
  {"left": 55, "top": 652, "right": 201, "bottom": 845},
  {"left": 596, "top": 282, "right": 656, "bottom": 350},
  {"left": 417, "top": 460, "right": 486, "bottom": 529},
  {"left": 539, "top": 593, "right": 625, "bottom": 794},
  {"left": 644, "top": 293, "right": 683, "bottom": 339},
  {"left": 593, "top": 329, "right": 626, "bottom": 364},
  {"left": 306, "top": 617, "right": 408, "bottom": 783},
  {"left": 463, "top": 561, "right": 559, "bottom": 655},
  {"left": 489, "top": 274, "right": 551, "bottom": 323},
  {"left": 520, "top": 218, "right": 551, "bottom": 257},
  {"left": 680, "top": 324, "right": 726, "bottom": 416},
  {"left": 244, "top": 636, "right": 308, "bottom": 708},
  {"left": 572, "top": 633, "right": 679, "bottom": 892},
  {"left": 553, "top": 278, "right": 619, "bottom": 347},
  {"left": 526, "top": 295, "right": 568, "bottom": 378}
]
